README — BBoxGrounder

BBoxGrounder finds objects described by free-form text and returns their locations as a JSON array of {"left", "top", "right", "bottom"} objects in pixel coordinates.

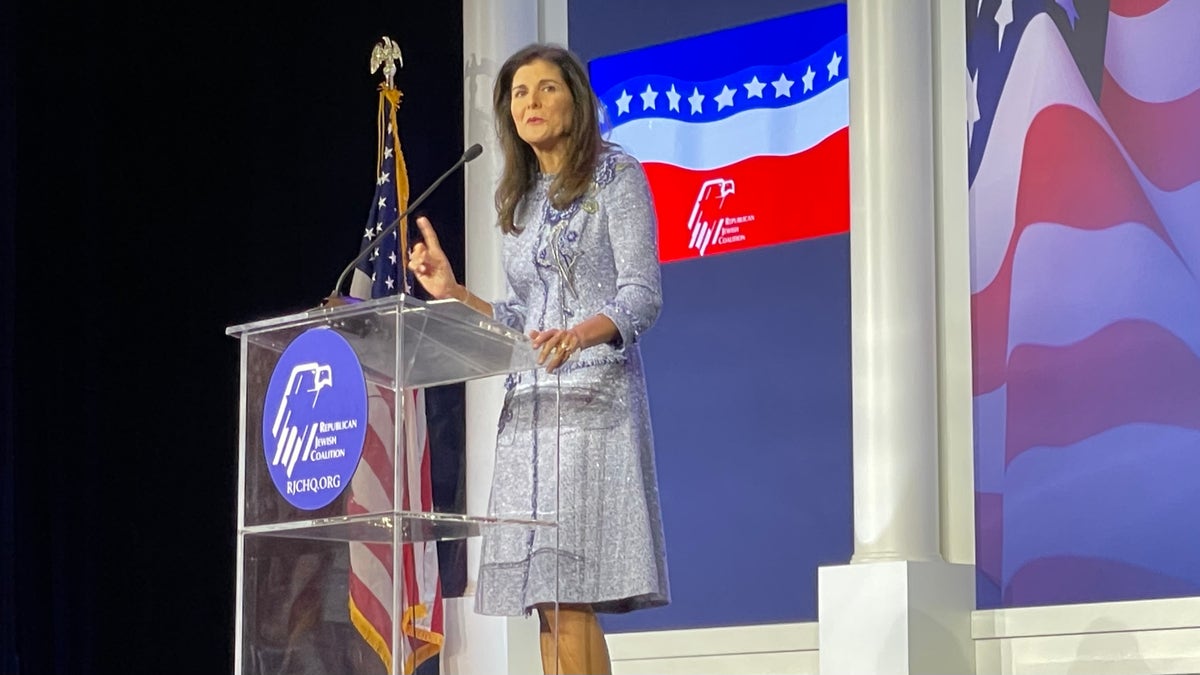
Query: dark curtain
[
  {"left": 2, "top": 0, "right": 17, "bottom": 669},
  {"left": 9, "top": 3, "right": 465, "bottom": 672}
]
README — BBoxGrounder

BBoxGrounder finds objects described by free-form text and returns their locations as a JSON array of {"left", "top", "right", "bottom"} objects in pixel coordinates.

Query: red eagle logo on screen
[{"left": 686, "top": 178, "right": 738, "bottom": 257}]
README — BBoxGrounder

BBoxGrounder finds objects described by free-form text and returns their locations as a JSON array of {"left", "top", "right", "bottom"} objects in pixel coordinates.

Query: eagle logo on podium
[
  {"left": 261, "top": 328, "right": 367, "bottom": 510},
  {"left": 269, "top": 362, "right": 334, "bottom": 478}
]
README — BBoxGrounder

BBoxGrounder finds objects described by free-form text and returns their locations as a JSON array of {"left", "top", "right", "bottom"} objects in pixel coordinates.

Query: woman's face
[{"left": 510, "top": 58, "right": 574, "bottom": 160}]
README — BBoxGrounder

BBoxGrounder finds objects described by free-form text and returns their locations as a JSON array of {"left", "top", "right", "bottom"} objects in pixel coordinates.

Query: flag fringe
[
  {"left": 404, "top": 641, "right": 442, "bottom": 673},
  {"left": 349, "top": 596, "right": 392, "bottom": 670},
  {"left": 401, "top": 602, "right": 446, "bottom": 646}
]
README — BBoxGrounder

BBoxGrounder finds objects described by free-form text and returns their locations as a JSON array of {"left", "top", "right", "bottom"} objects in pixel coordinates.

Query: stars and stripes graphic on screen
[
  {"left": 346, "top": 85, "right": 444, "bottom": 674},
  {"left": 589, "top": 6, "right": 848, "bottom": 263},
  {"left": 967, "top": 0, "right": 1200, "bottom": 609}
]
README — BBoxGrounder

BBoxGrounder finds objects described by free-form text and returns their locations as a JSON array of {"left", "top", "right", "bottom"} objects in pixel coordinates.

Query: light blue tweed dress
[{"left": 476, "top": 150, "right": 670, "bottom": 616}]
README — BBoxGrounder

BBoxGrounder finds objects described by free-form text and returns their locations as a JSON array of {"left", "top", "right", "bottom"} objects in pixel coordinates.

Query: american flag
[
  {"left": 968, "top": 0, "right": 1200, "bottom": 609},
  {"left": 590, "top": 5, "right": 849, "bottom": 263},
  {"left": 346, "top": 85, "right": 444, "bottom": 674}
]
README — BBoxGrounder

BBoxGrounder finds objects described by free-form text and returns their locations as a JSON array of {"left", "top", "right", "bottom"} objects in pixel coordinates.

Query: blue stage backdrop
[
  {"left": 572, "top": 1, "right": 853, "bottom": 632},
  {"left": 968, "top": 0, "right": 1200, "bottom": 609}
]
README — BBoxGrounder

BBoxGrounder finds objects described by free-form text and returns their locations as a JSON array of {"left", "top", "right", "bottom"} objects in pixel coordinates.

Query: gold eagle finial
[{"left": 370, "top": 36, "right": 404, "bottom": 88}]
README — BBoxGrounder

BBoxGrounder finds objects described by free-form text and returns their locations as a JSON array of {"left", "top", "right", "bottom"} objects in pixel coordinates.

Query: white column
[
  {"left": 818, "top": 1, "right": 975, "bottom": 673},
  {"left": 443, "top": 2, "right": 543, "bottom": 673},
  {"left": 932, "top": 0, "right": 978, "bottom": 568},
  {"left": 848, "top": 0, "right": 940, "bottom": 565},
  {"left": 537, "top": 0, "right": 569, "bottom": 45}
]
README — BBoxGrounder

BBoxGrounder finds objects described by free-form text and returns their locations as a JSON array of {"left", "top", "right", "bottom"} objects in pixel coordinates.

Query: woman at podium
[{"left": 408, "top": 43, "right": 669, "bottom": 675}]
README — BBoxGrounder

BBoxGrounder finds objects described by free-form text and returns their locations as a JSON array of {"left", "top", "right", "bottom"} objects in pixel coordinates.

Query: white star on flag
[
  {"left": 615, "top": 89, "right": 633, "bottom": 115},
  {"left": 363, "top": 226, "right": 373, "bottom": 240},
  {"left": 714, "top": 85, "right": 736, "bottom": 111},
  {"left": 771, "top": 73, "right": 794, "bottom": 98},
  {"left": 967, "top": 67, "right": 980, "bottom": 145},
  {"left": 385, "top": 275, "right": 394, "bottom": 290},
  {"left": 688, "top": 87, "right": 705, "bottom": 114},
  {"left": 995, "top": 0, "right": 1013, "bottom": 49},
  {"left": 665, "top": 84, "right": 681, "bottom": 112},
  {"left": 826, "top": 51, "right": 842, "bottom": 80},
  {"left": 384, "top": 146, "right": 393, "bottom": 159},
  {"left": 389, "top": 250, "right": 398, "bottom": 266},
  {"left": 802, "top": 65, "right": 816, "bottom": 93},
  {"left": 743, "top": 76, "right": 766, "bottom": 98},
  {"left": 378, "top": 196, "right": 386, "bottom": 208},
  {"left": 377, "top": 171, "right": 390, "bottom": 186},
  {"left": 640, "top": 84, "right": 659, "bottom": 110}
]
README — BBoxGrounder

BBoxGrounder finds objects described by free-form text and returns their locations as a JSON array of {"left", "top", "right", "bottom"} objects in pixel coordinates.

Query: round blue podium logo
[{"left": 262, "top": 328, "right": 368, "bottom": 510}]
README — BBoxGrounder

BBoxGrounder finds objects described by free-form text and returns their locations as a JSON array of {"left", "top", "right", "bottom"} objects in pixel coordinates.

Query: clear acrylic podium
[{"left": 226, "top": 294, "right": 558, "bottom": 675}]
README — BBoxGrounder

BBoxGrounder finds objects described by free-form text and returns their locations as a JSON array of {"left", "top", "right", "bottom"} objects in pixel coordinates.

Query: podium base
[{"left": 236, "top": 512, "right": 554, "bottom": 674}]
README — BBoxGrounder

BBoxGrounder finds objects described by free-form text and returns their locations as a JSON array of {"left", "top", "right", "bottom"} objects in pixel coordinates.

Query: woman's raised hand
[{"left": 408, "top": 216, "right": 461, "bottom": 300}]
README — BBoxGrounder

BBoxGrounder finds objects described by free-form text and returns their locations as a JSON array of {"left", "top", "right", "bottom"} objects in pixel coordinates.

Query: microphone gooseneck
[{"left": 326, "top": 143, "right": 484, "bottom": 303}]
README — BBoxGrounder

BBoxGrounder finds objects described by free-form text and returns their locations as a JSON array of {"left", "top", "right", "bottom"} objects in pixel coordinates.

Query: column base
[{"left": 818, "top": 560, "right": 975, "bottom": 675}]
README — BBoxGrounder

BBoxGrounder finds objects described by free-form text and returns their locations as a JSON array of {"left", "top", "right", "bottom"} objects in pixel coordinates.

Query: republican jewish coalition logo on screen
[
  {"left": 261, "top": 328, "right": 368, "bottom": 510},
  {"left": 590, "top": 7, "right": 850, "bottom": 263},
  {"left": 685, "top": 178, "right": 753, "bottom": 256}
]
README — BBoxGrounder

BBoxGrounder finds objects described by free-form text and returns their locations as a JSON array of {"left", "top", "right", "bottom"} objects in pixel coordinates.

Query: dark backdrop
[
  {"left": 3, "top": 0, "right": 18, "bottom": 669},
  {"left": 7, "top": 3, "right": 463, "bottom": 672}
]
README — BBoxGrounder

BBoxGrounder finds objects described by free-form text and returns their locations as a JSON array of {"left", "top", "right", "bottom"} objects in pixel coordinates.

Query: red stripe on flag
[
  {"left": 1109, "top": 0, "right": 1171, "bottom": 18},
  {"left": 1100, "top": 69, "right": 1200, "bottom": 192},
  {"left": 346, "top": 388, "right": 396, "bottom": 515},
  {"left": 419, "top": 424, "right": 434, "bottom": 512},
  {"left": 349, "top": 569, "right": 394, "bottom": 640},
  {"left": 361, "top": 540, "right": 393, "bottom": 576},
  {"left": 347, "top": 435, "right": 394, "bottom": 510},
  {"left": 971, "top": 104, "right": 1178, "bottom": 395},
  {"left": 644, "top": 127, "right": 848, "bottom": 264},
  {"left": 1004, "top": 319, "right": 1200, "bottom": 465},
  {"left": 975, "top": 491, "right": 1004, "bottom": 588}
]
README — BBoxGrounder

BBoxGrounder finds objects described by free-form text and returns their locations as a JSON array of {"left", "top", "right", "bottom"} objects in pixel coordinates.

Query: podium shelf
[
  {"left": 241, "top": 511, "right": 555, "bottom": 544},
  {"left": 227, "top": 294, "right": 540, "bottom": 390}
]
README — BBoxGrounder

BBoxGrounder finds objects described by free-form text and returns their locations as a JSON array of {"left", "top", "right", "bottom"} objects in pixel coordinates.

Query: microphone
[{"left": 324, "top": 142, "right": 484, "bottom": 305}]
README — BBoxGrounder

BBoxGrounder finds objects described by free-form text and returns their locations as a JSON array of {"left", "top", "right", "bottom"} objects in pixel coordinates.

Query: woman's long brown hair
[{"left": 492, "top": 44, "right": 610, "bottom": 234}]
